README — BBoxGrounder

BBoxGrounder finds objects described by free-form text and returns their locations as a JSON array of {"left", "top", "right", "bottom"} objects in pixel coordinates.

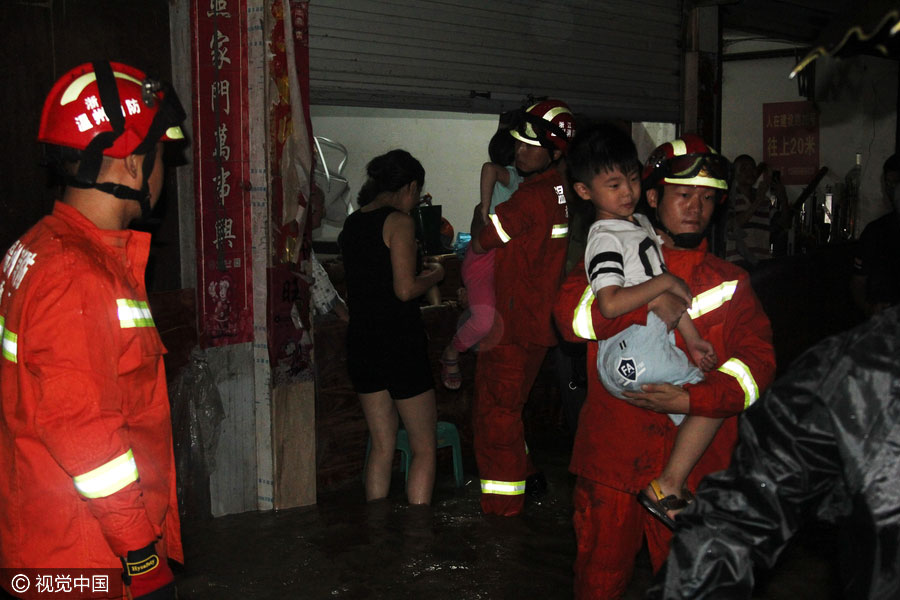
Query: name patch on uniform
[
  {"left": 1, "top": 240, "right": 37, "bottom": 292},
  {"left": 554, "top": 185, "right": 566, "bottom": 204}
]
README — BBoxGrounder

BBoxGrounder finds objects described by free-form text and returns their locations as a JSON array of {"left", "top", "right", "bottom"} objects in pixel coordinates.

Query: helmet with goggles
[
  {"left": 642, "top": 135, "right": 730, "bottom": 249},
  {"left": 509, "top": 99, "right": 575, "bottom": 153},
  {"left": 642, "top": 134, "right": 729, "bottom": 197},
  {"left": 38, "top": 61, "right": 186, "bottom": 217}
]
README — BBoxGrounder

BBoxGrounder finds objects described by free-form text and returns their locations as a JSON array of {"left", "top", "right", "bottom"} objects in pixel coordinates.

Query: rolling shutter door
[{"left": 308, "top": 0, "right": 682, "bottom": 122}]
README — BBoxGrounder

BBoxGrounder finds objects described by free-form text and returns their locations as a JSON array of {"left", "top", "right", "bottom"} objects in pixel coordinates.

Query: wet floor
[
  {"left": 176, "top": 438, "right": 579, "bottom": 600},
  {"left": 175, "top": 437, "right": 842, "bottom": 600}
]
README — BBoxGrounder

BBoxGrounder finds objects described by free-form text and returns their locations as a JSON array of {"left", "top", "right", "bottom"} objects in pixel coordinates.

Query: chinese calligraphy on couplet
[{"left": 193, "top": 0, "right": 253, "bottom": 346}]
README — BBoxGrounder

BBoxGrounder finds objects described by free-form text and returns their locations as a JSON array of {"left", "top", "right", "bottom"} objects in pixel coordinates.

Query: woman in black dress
[{"left": 339, "top": 150, "right": 445, "bottom": 505}]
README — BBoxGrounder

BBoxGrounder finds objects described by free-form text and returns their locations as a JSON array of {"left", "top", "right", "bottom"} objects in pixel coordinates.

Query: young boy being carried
[{"left": 568, "top": 123, "right": 723, "bottom": 528}]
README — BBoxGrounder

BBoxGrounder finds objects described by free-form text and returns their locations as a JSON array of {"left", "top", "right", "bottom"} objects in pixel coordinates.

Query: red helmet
[
  {"left": 510, "top": 99, "right": 575, "bottom": 152},
  {"left": 38, "top": 61, "right": 184, "bottom": 159},
  {"left": 642, "top": 134, "right": 729, "bottom": 196},
  {"left": 38, "top": 61, "right": 185, "bottom": 211}
]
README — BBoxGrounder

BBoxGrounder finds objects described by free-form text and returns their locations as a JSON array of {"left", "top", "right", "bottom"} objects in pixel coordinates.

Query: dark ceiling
[{"left": 719, "top": 0, "right": 855, "bottom": 45}]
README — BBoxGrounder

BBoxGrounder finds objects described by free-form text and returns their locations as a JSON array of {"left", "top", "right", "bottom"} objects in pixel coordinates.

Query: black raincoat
[{"left": 647, "top": 305, "right": 900, "bottom": 599}]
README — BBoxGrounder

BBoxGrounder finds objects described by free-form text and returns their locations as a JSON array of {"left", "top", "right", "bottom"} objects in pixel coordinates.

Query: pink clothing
[{"left": 452, "top": 245, "right": 497, "bottom": 352}]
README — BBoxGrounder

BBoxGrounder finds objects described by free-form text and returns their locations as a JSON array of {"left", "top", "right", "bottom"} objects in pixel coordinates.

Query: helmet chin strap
[
  {"left": 515, "top": 146, "right": 558, "bottom": 179},
  {"left": 668, "top": 231, "right": 706, "bottom": 249},
  {"left": 66, "top": 145, "right": 156, "bottom": 222},
  {"left": 516, "top": 164, "right": 548, "bottom": 178},
  {"left": 133, "top": 146, "right": 157, "bottom": 221}
]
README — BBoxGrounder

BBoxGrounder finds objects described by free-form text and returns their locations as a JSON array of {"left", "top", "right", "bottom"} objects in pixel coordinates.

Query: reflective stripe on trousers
[{"left": 480, "top": 479, "right": 526, "bottom": 496}]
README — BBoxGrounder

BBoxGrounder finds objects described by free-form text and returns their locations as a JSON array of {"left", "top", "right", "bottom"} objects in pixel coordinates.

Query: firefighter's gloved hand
[{"left": 121, "top": 542, "right": 175, "bottom": 599}]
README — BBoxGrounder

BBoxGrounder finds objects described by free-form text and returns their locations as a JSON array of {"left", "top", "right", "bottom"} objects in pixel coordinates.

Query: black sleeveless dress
[{"left": 338, "top": 206, "right": 433, "bottom": 398}]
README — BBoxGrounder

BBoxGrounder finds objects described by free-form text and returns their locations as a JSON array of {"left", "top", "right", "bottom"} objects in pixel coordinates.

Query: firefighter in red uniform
[
  {"left": 469, "top": 100, "right": 575, "bottom": 516},
  {"left": 0, "top": 61, "right": 186, "bottom": 599},
  {"left": 553, "top": 135, "right": 776, "bottom": 598}
]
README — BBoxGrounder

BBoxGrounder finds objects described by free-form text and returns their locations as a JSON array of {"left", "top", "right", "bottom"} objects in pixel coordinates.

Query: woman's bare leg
[
  {"left": 360, "top": 390, "right": 399, "bottom": 501},
  {"left": 396, "top": 389, "right": 437, "bottom": 505}
]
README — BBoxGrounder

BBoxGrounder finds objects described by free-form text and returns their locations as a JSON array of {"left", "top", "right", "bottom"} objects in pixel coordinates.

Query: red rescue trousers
[
  {"left": 573, "top": 477, "right": 673, "bottom": 600},
  {"left": 473, "top": 341, "right": 545, "bottom": 516}
]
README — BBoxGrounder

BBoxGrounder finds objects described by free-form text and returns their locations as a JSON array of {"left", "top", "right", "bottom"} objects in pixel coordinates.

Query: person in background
[
  {"left": 725, "top": 154, "right": 787, "bottom": 267},
  {"left": 646, "top": 304, "right": 900, "bottom": 600},
  {"left": 469, "top": 99, "right": 575, "bottom": 516},
  {"left": 850, "top": 153, "right": 900, "bottom": 317},
  {"left": 0, "top": 61, "right": 186, "bottom": 600},
  {"left": 338, "top": 150, "right": 444, "bottom": 505},
  {"left": 438, "top": 126, "right": 522, "bottom": 390},
  {"left": 554, "top": 134, "right": 775, "bottom": 599}
]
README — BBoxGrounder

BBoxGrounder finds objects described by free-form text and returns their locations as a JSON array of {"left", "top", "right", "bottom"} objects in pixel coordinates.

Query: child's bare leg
[
  {"left": 439, "top": 343, "right": 462, "bottom": 390},
  {"left": 649, "top": 415, "right": 723, "bottom": 517},
  {"left": 441, "top": 344, "right": 459, "bottom": 363}
]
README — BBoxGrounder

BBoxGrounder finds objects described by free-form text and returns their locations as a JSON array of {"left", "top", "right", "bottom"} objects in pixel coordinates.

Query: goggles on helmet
[
  {"left": 510, "top": 113, "right": 569, "bottom": 147},
  {"left": 644, "top": 152, "right": 730, "bottom": 191},
  {"left": 508, "top": 100, "right": 574, "bottom": 153}
]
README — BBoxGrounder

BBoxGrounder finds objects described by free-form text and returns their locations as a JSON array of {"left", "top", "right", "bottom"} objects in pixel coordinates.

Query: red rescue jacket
[
  {"left": 480, "top": 167, "right": 569, "bottom": 347},
  {"left": 0, "top": 203, "right": 182, "bottom": 585},
  {"left": 554, "top": 240, "right": 776, "bottom": 492}
]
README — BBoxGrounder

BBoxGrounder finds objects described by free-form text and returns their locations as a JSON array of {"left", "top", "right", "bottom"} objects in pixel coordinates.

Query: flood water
[
  {"left": 176, "top": 440, "right": 584, "bottom": 600},
  {"left": 175, "top": 437, "right": 841, "bottom": 600}
]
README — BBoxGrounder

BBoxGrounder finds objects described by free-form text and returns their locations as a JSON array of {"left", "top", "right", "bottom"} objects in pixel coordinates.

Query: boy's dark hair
[
  {"left": 566, "top": 122, "right": 640, "bottom": 187},
  {"left": 883, "top": 154, "right": 900, "bottom": 176}
]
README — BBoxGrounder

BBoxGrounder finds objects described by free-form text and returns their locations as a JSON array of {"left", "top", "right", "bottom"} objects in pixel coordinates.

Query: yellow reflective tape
[
  {"left": 663, "top": 175, "right": 728, "bottom": 190},
  {"left": 0, "top": 316, "right": 17, "bottom": 364},
  {"left": 572, "top": 286, "right": 597, "bottom": 340},
  {"left": 117, "top": 299, "right": 155, "bottom": 328},
  {"left": 542, "top": 105, "right": 572, "bottom": 121},
  {"left": 671, "top": 138, "right": 687, "bottom": 156},
  {"left": 717, "top": 358, "right": 759, "bottom": 410},
  {"left": 687, "top": 281, "right": 738, "bottom": 319},
  {"left": 551, "top": 223, "right": 568, "bottom": 238},
  {"left": 489, "top": 214, "right": 512, "bottom": 244},
  {"left": 60, "top": 71, "right": 143, "bottom": 106},
  {"left": 165, "top": 126, "right": 185, "bottom": 140},
  {"left": 73, "top": 449, "right": 139, "bottom": 499},
  {"left": 480, "top": 479, "right": 526, "bottom": 496}
]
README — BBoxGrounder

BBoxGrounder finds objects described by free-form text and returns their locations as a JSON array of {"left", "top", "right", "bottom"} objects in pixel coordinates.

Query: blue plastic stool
[{"left": 365, "top": 421, "right": 464, "bottom": 487}]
